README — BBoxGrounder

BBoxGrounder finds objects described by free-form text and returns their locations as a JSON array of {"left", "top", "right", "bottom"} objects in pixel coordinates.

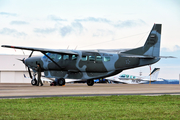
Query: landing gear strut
[
  {"left": 58, "top": 78, "right": 65, "bottom": 86},
  {"left": 31, "top": 73, "right": 37, "bottom": 86},
  {"left": 87, "top": 79, "right": 94, "bottom": 86}
]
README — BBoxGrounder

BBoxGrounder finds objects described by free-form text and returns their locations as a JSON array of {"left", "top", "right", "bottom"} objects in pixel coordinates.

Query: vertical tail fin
[
  {"left": 149, "top": 68, "right": 160, "bottom": 80},
  {"left": 123, "top": 24, "right": 162, "bottom": 57},
  {"left": 143, "top": 24, "right": 161, "bottom": 57}
]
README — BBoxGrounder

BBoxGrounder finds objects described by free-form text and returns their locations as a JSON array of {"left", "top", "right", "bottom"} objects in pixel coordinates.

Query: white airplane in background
[{"left": 106, "top": 68, "right": 161, "bottom": 84}]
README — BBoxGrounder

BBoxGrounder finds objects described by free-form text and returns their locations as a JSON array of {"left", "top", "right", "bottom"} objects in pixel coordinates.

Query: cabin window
[
  {"left": 96, "top": 56, "right": 102, "bottom": 62},
  {"left": 126, "top": 75, "right": 129, "bottom": 78},
  {"left": 104, "top": 56, "right": 110, "bottom": 62},
  {"left": 50, "top": 54, "right": 56, "bottom": 60},
  {"left": 63, "top": 55, "right": 69, "bottom": 60},
  {"left": 72, "top": 55, "right": 77, "bottom": 60},
  {"left": 89, "top": 56, "right": 95, "bottom": 61},
  {"left": 57, "top": 54, "right": 62, "bottom": 60},
  {"left": 150, "top": 35, "right": 155, "bottom": 38},
  {"left": 81, "top": 56, "right": 88, "bottom": 61}
]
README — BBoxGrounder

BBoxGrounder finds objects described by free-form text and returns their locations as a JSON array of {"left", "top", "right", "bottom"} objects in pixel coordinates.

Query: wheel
[
  {"left": 87, "top": 79, "right": 94, "bottom": 86},
  {"left": 31, "top": 79, "right": 37, "bottom": 86},
  {"left": 50, "top": 82, "right": 56, "bottom": 86},
  {"left": 58, "top": 78, "right": 65, "bottom": 86}
]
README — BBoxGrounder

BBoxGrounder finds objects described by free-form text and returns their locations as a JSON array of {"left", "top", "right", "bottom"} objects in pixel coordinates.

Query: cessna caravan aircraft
[{"left": 1, "top": 24, "right": 173, "bottom": 86}]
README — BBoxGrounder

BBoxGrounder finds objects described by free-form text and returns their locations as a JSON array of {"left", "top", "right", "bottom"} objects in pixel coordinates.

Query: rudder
[{"left": 123, "top": 24, "right": 162, "bottom": 57}]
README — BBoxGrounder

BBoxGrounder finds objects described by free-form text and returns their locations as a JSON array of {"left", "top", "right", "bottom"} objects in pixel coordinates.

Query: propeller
[
  {"left": 17, "top": 58, "right": 25, "bottom": 63},
  {"left": 17, "top": 51, "right": 34, "bottom": 79},
  {"left": 28, "top": 67, "right": 32, "bottom": 79}
]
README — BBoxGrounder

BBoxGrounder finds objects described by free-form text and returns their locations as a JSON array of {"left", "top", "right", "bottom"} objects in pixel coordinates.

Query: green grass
[{"left": 0, "top": 95, "right": 180, "bottom": 120}]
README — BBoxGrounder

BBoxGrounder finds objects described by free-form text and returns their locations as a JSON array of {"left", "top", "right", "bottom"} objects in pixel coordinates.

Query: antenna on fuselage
[
  {"left": 74, "top": 46, "right": 78, "bottom": 50},
  {"left": 139, "top": 71, "right": 142, "bottom": 76},
  {"left": 21, "top": 50, "right": 25, "bottom": 56}
]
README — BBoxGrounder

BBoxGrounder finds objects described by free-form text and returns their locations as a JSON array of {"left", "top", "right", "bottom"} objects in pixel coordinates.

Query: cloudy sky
[{"left": 0, "top": 0, "right": 180, "bottom": 79}]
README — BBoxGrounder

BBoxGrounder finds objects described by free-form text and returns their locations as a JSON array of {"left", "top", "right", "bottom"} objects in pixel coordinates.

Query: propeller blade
[
  {"left": 17, "top": 58, "right": 25, "bottom": 63},
  {"left": 28, "top": 67, "right": 32, "bottom": 79},
  {"left": 17, "top": 58, "right": 23, "bottom": 61}
]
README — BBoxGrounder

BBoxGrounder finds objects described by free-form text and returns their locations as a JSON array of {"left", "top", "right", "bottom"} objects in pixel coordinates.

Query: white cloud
[
  {"left": 10, "top": 21, "right": 29, "bottom": 25},
  {"left": 33, "top": 28, "right": 57, "bottom": 34},
  {"left": 0, "top": 28, "right": 27, "bottom": 37},
  {"left": 0, "top": 12, "right": 17, "bottom": 16},
  {"left": 47, "top": 15, "right": 67, "bottom": 21}
]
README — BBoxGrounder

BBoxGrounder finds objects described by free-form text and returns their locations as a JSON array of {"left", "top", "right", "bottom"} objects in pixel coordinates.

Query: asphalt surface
[{"left": 0, "top": 83, "right": 180, "bottom": 99}]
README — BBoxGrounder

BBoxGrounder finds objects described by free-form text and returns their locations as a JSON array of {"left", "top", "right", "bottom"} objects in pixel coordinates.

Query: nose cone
[{"left": 24, "top": 56, "right": 42, "bottom": 69}]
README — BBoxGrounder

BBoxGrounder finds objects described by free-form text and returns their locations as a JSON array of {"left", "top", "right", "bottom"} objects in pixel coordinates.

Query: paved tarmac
[{"left": 0, "top": 83, "right": 180, "bottom": 99}]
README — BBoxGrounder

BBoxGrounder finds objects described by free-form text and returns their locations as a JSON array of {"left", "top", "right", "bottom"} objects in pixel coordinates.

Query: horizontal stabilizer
[
  {"left": 120, "top": 53, "right": 176, "bottom": 59},
  {"left": 159, "top": 56, "right": 176, "bottom": 58},
  {"left": 120, "top": 53, "right": 155, "bottom": 59}
]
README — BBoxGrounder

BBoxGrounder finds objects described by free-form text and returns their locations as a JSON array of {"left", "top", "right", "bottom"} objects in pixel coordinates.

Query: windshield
[{"left": 42, "top": 53, "right": 51, "bottom": 59}]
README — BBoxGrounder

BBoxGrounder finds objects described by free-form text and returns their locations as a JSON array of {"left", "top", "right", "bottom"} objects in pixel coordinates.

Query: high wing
[{"left": 1, "top": 45, "right": 78, "bottom": 55}]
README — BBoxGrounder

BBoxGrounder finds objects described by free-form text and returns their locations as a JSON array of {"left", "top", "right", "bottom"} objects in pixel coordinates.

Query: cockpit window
[
  {"left": 120, "top": 74, "right": 126, "bottom": 78},
  {"left": 104, "top": 57, "right": 110, "bottom": 62},
  {"left": 89, "top": 56, "right": 95, "bottom": 61},
  {"left": 42, "top": 53, "right": 51, "bottom": 59},
  {"left": 81, "top": 56, "right": 87, "bottom": 61},
  {"left": 63, "top": 55, "right": 69, "bottom": 60},
  {"left": 72, "top": 55, "right": 77, "bottom": 60}
]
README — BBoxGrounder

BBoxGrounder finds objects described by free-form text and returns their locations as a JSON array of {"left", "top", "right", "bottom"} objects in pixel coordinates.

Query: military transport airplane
[
  {"left": 106, "top": 68, "right": 161, "bottom": 84},
  {"left": 1, "top": 24, "right": 173, "bottom": 86}
]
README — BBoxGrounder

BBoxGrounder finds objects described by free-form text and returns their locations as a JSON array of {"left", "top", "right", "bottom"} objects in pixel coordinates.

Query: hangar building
[{"left": 0, "top": 55, "right": 31, "bottom": 83}]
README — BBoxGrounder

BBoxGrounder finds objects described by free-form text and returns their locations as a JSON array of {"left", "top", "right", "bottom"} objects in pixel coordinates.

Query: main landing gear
[
  {"left": 58, "top": 78, "right": 65, "bottom": 86},
  {"left": 87, "top": 79, "right": 94, "bottom": 86},
  {"left": 50, "top": 78, "right": 95, "bottom": 86},
  {"left": 50, "top": 78, "right": 65, "bottom": 86},
  {"left": 50, "top": 81, "right": 56, "bottom": 86}
]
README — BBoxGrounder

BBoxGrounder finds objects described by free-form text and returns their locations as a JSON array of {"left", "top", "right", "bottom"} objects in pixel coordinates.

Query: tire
[
  {"left": 31, "top": 79, "right": 37, "bottom": 86},
  {"left": 50, "top": 82, "right": 56, "bottom": 86},
  {"left": 58, "top": 78, "right": 65, "bottom": 86},
  {"left": 87, "top": 79, "right": 94, "bottom": 86}
]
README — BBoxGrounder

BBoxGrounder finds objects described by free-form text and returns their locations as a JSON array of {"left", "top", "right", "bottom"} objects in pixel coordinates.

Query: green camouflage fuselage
[{"left": 25, "top": 50, "right": 160, "bottom": 80}]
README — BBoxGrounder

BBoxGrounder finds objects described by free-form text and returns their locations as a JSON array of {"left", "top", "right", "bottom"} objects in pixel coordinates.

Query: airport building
[{"left": 0, "top": 55, "right": 31, "bottom": 83}]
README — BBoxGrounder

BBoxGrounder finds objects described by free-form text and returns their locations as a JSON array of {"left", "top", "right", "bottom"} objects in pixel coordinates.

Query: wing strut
[
  {"left": 41, "top": 52, "right": 63, "bottom": 69},
  {"left": 29, "top": 51, "right": 34, "bottom": 58}
]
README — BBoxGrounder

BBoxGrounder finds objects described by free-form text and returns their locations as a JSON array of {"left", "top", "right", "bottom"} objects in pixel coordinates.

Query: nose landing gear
[
  {"left": 31, "top": 78, "right": 37, "bottom": 86},
  {"left": 30, "top": 64, "right": 43, "bottom": 86}
]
